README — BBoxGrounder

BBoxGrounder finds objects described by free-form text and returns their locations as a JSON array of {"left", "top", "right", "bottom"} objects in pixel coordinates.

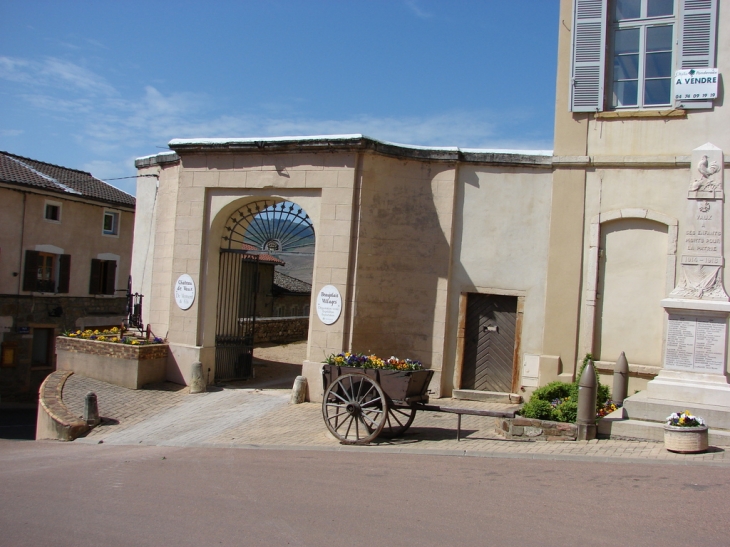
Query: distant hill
[{"left": 244, "top": 217, "right": 315, "bottom": 253}]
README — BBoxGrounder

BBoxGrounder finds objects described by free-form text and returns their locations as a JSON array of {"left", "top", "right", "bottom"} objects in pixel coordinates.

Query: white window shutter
[
  {"left": 570, "top": 0, "right": 607, "bottom": 112},
  {"left": 678, "top": 0, "right": 717, "bottom": 69}
]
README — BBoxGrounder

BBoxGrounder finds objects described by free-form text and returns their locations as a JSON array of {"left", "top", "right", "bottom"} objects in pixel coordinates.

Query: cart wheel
[
  {"left": 322, "top": 374, "right": 388, "bottom": 445},
  {"left": 380, "top": 406, "right": 417, "bottom": 438}
]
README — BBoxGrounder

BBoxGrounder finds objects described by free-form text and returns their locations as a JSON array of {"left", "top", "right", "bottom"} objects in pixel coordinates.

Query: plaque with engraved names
[
  {"left": 664, "top": 314, "right": 727, "bottom": 374},
  {"left": 694, "top": 317, "right": 726, "bottom": 373},
  {"left": 665, "top": 316, "right": 697, "bottom": 371}
]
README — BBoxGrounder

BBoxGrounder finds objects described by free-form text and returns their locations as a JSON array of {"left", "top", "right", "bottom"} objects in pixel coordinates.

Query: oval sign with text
[
  {"left": 174, "top": 274, "right": 196, "bottom": 310},
  {"left": 316, "top": 285, "right": 342, "bottom": 325}
]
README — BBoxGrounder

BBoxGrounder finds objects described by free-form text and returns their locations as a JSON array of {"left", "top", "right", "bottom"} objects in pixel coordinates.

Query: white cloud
[
  {"left": 40, "top": 58, "right": 116, "bottom": 95},
  {"left": 0, "top": 57, "right": 33, "bottom": 83},
  {"left": 0, "top": 129, "right": 24, "bottom": 137},
  {"left": 0, "top": 56, "right": 115, "bottom": 96},
  {"left": 404, "top": 0, "right": 432, "bottom": 19}
]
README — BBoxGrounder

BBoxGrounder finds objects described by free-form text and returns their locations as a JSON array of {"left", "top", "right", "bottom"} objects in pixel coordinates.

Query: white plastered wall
[{"left": 445, "top": 165, "right": 553, "bottom": 396}]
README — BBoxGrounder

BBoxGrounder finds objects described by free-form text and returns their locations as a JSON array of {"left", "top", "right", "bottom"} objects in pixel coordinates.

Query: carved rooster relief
[{"left": 689, "top": 155, "right": 721, "bottom": 192}]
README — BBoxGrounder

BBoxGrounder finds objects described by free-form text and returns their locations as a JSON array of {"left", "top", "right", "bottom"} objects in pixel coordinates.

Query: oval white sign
[
  {"left": 316, "top": 285, "right": 342, "bottom": 325},
  {"left": 174, "top": 274, "right": 196, "bottom": 310}
]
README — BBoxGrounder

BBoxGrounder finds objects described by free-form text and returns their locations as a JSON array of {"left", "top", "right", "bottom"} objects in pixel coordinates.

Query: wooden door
[{"left": 461, "top": 294, "right": 517, "bottom": 392}]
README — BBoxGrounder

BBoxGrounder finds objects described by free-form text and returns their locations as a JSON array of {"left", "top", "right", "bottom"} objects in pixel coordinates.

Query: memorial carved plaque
[
  {"left": 665, "top": 314, "right": 727, "bottom": 374},
  {"left": 670, "top": 143, "right": 728, "bottom": 301}
]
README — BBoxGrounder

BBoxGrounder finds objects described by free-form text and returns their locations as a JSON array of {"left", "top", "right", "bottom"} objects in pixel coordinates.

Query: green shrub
[
  {"left": 517, "top": 353, "right": 610, "bottom": 424},
  {"left": 519, "top": 398, "right": 554, "bottom": 420},
  {"left": 597, "top": 384, "right": 610, "bottom": 407},
  {"left": 530, "top": 381, "right": 572, "bottom": 402},
  {"left": 553, "top": 400, "right": 578, "bottom": 423}
]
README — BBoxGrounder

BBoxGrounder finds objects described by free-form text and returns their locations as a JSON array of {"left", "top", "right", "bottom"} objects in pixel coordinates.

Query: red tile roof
[
  {"left": 0, "top": 151, "right": 135, "bottom": 208},
  {"left": 238, "top": 243, "right": 285, "bottom": 266}
]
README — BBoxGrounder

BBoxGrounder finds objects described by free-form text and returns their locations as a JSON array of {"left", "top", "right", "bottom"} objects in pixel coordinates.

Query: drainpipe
[{"left": 17, "top": 192, "right": 27, "bottom": 293}]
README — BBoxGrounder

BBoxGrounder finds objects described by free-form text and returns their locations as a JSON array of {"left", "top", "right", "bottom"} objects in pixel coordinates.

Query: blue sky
[{"left": 0, "top": 1, "right": 559, "bottom": 195}]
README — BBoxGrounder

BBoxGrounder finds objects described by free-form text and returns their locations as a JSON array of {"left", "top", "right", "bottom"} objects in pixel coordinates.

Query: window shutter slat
[
  {"left": 89, "top": 259, "right": 101, "bottom": 295},
  {"left": 58, "top": 255, "right": 71, "bottom": 294},
  {"left": 105, "top": 261, "right": 117, "bottom": 296},
  {"left": 570, "top": 0, "right": 607, "bottom": 112},
  {"left": 22, "top": 250, "right": 39, "bottom": 292},
  {"left": 679, "top": 0, "right": 717, "bottom": 69}
]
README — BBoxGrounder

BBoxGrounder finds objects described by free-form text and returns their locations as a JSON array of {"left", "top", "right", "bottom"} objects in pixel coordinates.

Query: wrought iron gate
[
  {"left": 461, "top": 294, "right": 518, "bottom": 393},
  {"left": 215, "top": 251, "right": 259, "bottom": 380},
  {"left": 215, "top": 199, "right": 315, "bottom": 381}
]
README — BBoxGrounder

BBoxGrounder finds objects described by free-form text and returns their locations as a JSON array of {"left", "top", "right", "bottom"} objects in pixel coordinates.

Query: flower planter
[
  {"left": 322, "top": 364, "right": 433, "bottom": 404},
  {"left": 56, "top": 336, "right": 169, "bottom": 389},
  {"left": 663, "top": 425, "right": 709, "bottom": 454}
]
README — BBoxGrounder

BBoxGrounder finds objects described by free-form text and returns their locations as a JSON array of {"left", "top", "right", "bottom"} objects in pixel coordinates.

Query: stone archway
[{"left": 211, "top": 198, "right": 316, "bottom": 381}]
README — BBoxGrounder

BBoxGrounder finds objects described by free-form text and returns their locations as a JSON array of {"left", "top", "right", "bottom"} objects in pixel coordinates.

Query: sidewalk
[{"left": 61, "top": 372, "right": 730, "bottom": 467}]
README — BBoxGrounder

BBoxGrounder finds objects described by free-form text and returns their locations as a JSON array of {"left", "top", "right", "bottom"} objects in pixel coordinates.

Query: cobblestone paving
[
  {"left": 63, "top": 375, "right": 188, "bottom": 438},
  {"left": 63, "top": 373, "right": 729, "bottom": 466}
]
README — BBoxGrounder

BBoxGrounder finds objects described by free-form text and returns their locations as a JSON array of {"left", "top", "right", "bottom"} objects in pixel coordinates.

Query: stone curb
[
  {"left": 37, "top": 371, "right": 89, "bottom": 441},
  {"left": 71, "top": 438, "right": 730, "bottom": 468}
]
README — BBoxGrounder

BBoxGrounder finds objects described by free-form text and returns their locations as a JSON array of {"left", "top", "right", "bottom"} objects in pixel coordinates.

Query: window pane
[
  {"left": 615, "top": 0, "right": 640, "bottom": 20},
  {"left": 613, "top": 80, "right": 638, "bottom": 106},
  {"left": 644, "top": 78, "right": 671, "bottom": 105},
  {"left": 646, "top": 25, "right": 672, "bottom": 52},
  {"left": 614, "top": 28, "right": 639, "bottom": 54},
  {"left": 645, "top": 51, "right": 672, "bottom": 78},
  {"left": 614, "top": 54, "right": 639, "bottom": 79},
  {"left": 647, "top": 0, "right": 673, "bottom": 17}
]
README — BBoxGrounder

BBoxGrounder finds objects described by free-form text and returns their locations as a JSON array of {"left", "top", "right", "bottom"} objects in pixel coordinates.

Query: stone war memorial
[
  {"left": 129, "top": 0, "right": 730, "bottom": 442},
  {"left": 647, "top": 144, "right": 730, "bottom": 408}
]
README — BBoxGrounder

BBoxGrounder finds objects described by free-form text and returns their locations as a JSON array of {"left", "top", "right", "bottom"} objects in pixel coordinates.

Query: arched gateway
[{"left": 215, "top": 200, "right": 315, "bottom": 380}]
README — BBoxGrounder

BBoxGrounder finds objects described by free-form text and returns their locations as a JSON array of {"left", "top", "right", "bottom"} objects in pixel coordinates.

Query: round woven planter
[{"left": 663, "top": 425, "right": 709, "bottom": 454}]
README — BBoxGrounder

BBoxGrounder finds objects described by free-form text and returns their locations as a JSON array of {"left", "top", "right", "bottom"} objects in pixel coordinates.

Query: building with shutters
[
  {"left": 541, "top": 0, "right": 727, "bottom": 396},
  {"left": 131, "top": 0, "right": 727, "bottom": 416},
  {"left": 0, "top": 151, "right": 135, "bottom": 402}
]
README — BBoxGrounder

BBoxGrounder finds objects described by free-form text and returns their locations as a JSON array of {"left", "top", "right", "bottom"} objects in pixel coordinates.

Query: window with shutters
[
  {"left": 570, "top": 0, "right": 718, "bottom": 112},
  {"left": 609, "top": 0, "right": 675, "bottom": 108},
  {"left": 89, "top": 259, "right": 117, "bottom": 295},
  {"left": 22, "top": 250, "right": 71, "bottom": 293}
]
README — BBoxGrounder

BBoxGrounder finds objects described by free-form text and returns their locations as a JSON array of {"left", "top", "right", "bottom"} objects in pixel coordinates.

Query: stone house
[
  {"left": 132, "top": 0, "right": 729, "bottom": 423},
  {"left": 0, "top": 151, "right": 135, "bottom": 402},
  {"left": 272, "top": 272, "right": 311, "bottom": 318}
]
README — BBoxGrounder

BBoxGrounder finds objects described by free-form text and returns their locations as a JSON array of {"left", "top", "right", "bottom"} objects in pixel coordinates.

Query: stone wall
[
  {"left": 496, "top": 416, "right": 577, "bottom": 441},
  {"left": 254, "top": 317, "right": 308, "bottom": 344},
  {"left": 56, "top": 336, "right": 169, "bottom": 360},
  {"left": 55, "top": 337, "right": 169, "bottom": 389},
  {"left": 0, "top": 295, "right": 127, "bottom": 402}
]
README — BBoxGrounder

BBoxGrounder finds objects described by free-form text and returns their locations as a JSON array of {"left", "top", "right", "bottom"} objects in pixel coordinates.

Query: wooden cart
[{"left": 321, "top": 364, "right": 517, "bottom": 445}]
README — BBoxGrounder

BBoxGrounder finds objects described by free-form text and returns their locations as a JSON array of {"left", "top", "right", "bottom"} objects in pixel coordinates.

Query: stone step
[
  {"left": 607, "top": 418, "right": 730, "bottom": 446},
  {"left": 453, "top": 389, "right": 522, "bottom": 404},
  {"left": 623, "top": 390, "right": 730, "bottom": 430}
]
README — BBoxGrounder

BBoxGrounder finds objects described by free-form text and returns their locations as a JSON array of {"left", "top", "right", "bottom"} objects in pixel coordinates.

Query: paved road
[{"left": 1, "top": 440, "right": 728, "bottom": 547}]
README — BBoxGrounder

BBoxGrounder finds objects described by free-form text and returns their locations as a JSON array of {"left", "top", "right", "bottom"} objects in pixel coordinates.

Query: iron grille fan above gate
[{"left": 221, "top": 200, "right": 315, "bottom": 254}]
